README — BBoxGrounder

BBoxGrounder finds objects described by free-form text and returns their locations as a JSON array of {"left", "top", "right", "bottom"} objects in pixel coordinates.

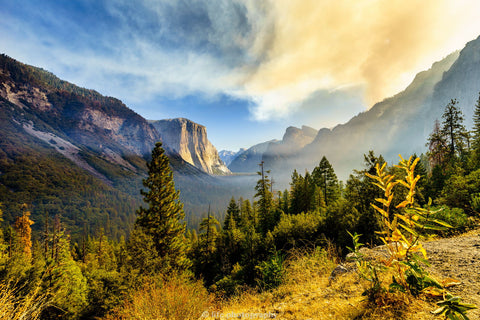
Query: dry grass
[
  {"left": 0, "top": 282, "right": 48, "bottom": 320},
  {"left": 105, "top": 274, "right": 213, "bottom": 320},
  {"left": 205, "top": 248, "right": 441, "bottom": 320}
]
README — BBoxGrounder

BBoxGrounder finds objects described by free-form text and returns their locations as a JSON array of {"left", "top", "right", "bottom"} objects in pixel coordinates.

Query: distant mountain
[
  {"left": 263, "top": 126, "right": 317, "bottom": 173},
  {"left": 219, "top": 149, "right": 246, "bottom": 166},
  {"left": 431, "top": 36, "right": 480, "bottom": 129},
  {"left": 229, "top": 140, "right": 278, "bottom": 173},
  {"left": 261, "top": 36, "right": 480, "bottom": 181},
  {"left": 150, "top": 118, "right": 230, "bottom": 175},
  {"left": 262, "top": 48, "right": 461, "bottom": 181}
]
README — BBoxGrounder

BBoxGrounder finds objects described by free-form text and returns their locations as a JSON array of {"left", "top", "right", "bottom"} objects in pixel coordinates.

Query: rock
[{"left": 151, "top": 118, "right": 230, "bottom": 175}]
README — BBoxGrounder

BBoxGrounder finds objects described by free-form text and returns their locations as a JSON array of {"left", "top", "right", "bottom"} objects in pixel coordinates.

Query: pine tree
[
  {"left": 199, "top": 212, "right": 219, "bottom": 255},
  {"left": 441, "top": 99, "right": 468, "bottom": 159},
  {"left": 427, "top": 119, "right": 448, "bottom": 168},
  {"left": 134, "top": 142, "right": 190, "bottom": 272},
  {"left": 471, "top": 92, "right": 480, "bottom": 164},
  {"left": 255, "top": 161, "right": 274, "bottom": 233},
  {"left": 312, "top": 156, "right": 340, "bottom": 206},
  {"left": 224, "top": 197, "right": 240, "bottom": 230}
]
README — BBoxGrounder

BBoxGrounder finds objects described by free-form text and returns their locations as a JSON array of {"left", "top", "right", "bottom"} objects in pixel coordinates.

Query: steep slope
[
  {"left": 151, "top": 118, "right": 230, "bottom": 175},
  {"left": 263, "top": 50, "right": 460, "bottom": 181},
  {"left": 430, "top": 35, "right": 480, "bottom": 128},
  {"left": 229, "top": 140, "right": 278, "bottom": 173}
]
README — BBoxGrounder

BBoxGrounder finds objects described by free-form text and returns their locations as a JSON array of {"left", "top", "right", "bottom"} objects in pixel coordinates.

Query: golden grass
[
  {"left": 0, "top": 282, "right": 48, "bottom": 320},
  {"left": 205, "top": 248, "right": 440, "bottom": 320},
  {"left": 105, "top": 274, "right": 213, "bottom": 320}
]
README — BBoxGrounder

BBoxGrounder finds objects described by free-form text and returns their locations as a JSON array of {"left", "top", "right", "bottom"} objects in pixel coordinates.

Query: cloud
[
  {"left": 243, "top": 0, "right": 480, "bottom": 120},
  {"left": 2, "top": 0, "right": 480, "bottom": 123}
]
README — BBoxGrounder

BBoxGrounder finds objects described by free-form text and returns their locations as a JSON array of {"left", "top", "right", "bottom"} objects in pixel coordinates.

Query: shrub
[
  {"left": 105, "top": 274, "right": 211, "bottom": 320},
  {"left": 255, "top": 252, "right": 285, "bottom": 290},
  {"left": 431, "top": 206, "right": 469, "bottom": 234}
]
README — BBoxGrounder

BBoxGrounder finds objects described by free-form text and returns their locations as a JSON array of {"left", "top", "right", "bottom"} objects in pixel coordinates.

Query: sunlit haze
[{"left": 1, "top": 0, "right": 480, "bottom": 150}]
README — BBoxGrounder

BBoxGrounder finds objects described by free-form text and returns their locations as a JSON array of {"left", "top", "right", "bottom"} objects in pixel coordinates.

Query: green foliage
[
  {"left": 312, "top": 156, "right": 340, "bottom": 206},
  {"left": 272, "top": 211, "right": 324, "bottom": 250},
  {"left": 255, "top": 252, "right": 285, "bottom": 290},
  {"left": 440, "top": 169, "right": 480, "bottom": 214},
  {"left": 347, "top": 232, "right": 386, "bottom": 301},
  {"left": 432, "top": 294, "right": 477, "bottom": 320},
  {"left": 430, "top": 206, "right": 469, "bottom": 233},
  {"left": 134, "top": 142, "right": 190, "bottom": 273}
]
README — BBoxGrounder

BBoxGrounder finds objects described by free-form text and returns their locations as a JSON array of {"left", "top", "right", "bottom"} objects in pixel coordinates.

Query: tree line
[{"left": 1, "top": 95, "right": 480, "bottom": 318}]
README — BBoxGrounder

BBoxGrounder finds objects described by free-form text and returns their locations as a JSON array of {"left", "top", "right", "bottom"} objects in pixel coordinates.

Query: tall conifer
[{"left": 135, "top": 142, "right": 190, "bottom": 272}]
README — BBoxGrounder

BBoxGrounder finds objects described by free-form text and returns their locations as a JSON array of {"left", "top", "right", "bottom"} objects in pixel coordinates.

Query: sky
[{"left": 1, "top": 0, "right": 480, "bottom": 151}]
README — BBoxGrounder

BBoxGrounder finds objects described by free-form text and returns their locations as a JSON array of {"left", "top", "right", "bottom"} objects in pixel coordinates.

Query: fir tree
[
  {"left": 441, "top": 99, "right": 468, "bottom": 159},
  {"left": 199, "top": 212, "right": 219, "bottom": 255},
  {"left": 255, "top": 161, "right": 274, "bottom": 233},
  {"left": 471, "top": 92, "right": 480, "bottom": 163},
  {"left": 134, "top": 142, "right": 190, "bottom": 272},
  {"left": 312, "top": 156, "right": 340, "bottom": 206},
  {"left": 14, "top": 204, "right": 34, "bottom": 259},
  {"left": 224, "top": 197, "right": 240, "bottom": 230}
]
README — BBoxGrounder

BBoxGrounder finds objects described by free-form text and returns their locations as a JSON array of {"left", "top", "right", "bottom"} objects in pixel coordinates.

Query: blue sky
[{"left": 1, "top": 0, "right": 480, "bottom": 151}]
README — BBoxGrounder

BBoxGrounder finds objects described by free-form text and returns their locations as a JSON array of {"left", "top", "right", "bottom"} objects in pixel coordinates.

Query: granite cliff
[{"left": 151, "top": 118, "right": 230, "bottom": 175}]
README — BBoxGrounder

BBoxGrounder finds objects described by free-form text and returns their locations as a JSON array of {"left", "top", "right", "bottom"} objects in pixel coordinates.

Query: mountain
[
  {"left": 0, "top": 54, "right": 243, "bottom": 239},
  {"left": 430, "top": 36, "right": 480, "bottom": 129},
  {"left": 262, "top": 125, "right": 317, "bottom": 177},
  {"left": 219, "top": 149, "right": 246, "bottom": 166},
  {"left": 262, "top": 48, "right": 463, "bottom": 181},
  {"left": 150, "top": 118, "right": 230, "bottom": 175},
  {"left": 229, "top": 140, "right": 278, "bottom": 173}
]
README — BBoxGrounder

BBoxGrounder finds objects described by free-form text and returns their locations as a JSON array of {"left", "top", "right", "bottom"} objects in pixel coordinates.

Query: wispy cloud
[
  {"left": 1, "top": 0, "right": 480, "bottom": 123},
  {"left": 243, "top": 0, "right": 480, "bottom": 120}
]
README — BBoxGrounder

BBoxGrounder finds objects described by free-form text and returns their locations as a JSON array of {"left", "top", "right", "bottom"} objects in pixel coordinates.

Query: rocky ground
[{"left": 423, "top": 229, "right": 480, "bottom": 318}]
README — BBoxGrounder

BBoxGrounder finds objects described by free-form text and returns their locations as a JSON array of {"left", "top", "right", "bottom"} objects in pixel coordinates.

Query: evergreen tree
[
  {"left": 14, "top": 204, "right": 34, "bottom": 259},
  {"left": 255, "top": 161, "right": 274, "bottom": 233},
  {"left": 134, "top": 142, "right": 190, "bottom": 273},
  {"left": 289, "top": 170, "right": 317, "bottom": 214},
  {"left": 224, "top": 197, "right": 240, "bottom": 230},
  {"left": 441, "top": 99, "right": 468, "bottom": 159},
  {"left": 312, "top": 156, "right": 340, "bottom": 206},
  {"left": 199, "top": 212, "right": 220, "bottom": 255},
  {"left": 427, "top": 119, "right": 448, "bottom": 168},
  {"left": 344, "top": 151, "right": 384, "bottom": 245},
  {"left": 471, "top": 92, "right": 480, "bottom": 165}
]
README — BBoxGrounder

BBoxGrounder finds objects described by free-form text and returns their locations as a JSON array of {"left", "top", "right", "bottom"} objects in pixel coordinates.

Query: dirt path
[{"left": 423, "top": 230, "right": 480, "bottom": 318}]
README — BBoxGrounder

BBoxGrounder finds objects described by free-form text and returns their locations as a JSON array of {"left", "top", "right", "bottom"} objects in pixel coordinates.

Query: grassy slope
[{"left": 204, "top": 238, "right": 480, "bottom": 320}]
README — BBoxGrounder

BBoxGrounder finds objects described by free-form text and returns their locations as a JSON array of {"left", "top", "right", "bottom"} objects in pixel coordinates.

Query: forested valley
[{"left": 1, "top": 96, "right": 480, "bottom": 319}]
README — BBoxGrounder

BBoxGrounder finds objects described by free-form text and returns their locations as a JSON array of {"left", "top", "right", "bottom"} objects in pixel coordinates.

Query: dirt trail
[{"left": 423, "top": 229, "right": 480, "bottom": 318}]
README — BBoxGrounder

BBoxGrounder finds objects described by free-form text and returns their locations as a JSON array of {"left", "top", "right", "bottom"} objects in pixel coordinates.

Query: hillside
[
  {"left": 261, "top": 50, "right": 461, "bottom": 182},
  {"left": 207, "top": 229, "right": 480, "bottom": 320},
  {"left": 0, "top": 54, "right": 251, "bottom": 238}
]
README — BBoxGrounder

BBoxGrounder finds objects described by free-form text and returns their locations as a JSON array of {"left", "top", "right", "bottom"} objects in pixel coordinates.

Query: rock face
[
  {"left": 431, "top": 35, "right": 480, "bottom": 129},
  {"left": 151, "top": 118, "right": 230, "bottom": 175},
  {"left": 0, "top": 54, "right": 162, "bottom": 176}
]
